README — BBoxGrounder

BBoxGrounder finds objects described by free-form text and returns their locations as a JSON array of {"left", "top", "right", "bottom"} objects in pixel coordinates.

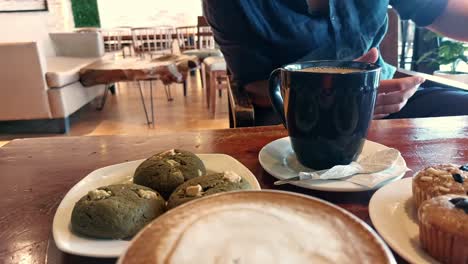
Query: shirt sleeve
[
  {"left": 390, "top": 0, "right": 449, "bottom": 27},
  {"left": 202, "top": 0, "right": 276, "bottom": 85}
]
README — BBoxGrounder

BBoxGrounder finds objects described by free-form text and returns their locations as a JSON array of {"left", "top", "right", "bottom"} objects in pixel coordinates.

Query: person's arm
[
  {"left": 391, "top": 0, "right": 468, "bottom": 41},
  {"left": 428, "top": 0, "right": 468, "bottom": 41}
]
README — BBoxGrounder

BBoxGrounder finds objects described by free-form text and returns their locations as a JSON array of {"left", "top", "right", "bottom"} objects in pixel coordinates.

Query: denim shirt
[{"left": 203, "top": 0, "right": 448, "bottom": 85}]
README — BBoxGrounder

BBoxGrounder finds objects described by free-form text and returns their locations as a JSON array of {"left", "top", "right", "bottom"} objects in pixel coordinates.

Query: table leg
[
  {"left": 206, "top": 71, "right": 211, "bottom": 108},
  {"left": 210, "top": 72, "right": 216, "bottom": 115},
  {"left": 137, "top": 81, "right": 152, "bottom": 126},
  {"left": 150, "top": 80, "right": 155, "bottom": 127},
  {"left": 183, "top": 78, "right": 187, "bottom": 97},
  {"left": 97, "top": 84, "right": 110, "bottom": 111}
]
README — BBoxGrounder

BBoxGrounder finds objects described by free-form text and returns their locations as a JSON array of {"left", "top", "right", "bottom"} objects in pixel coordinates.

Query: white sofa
[{"left": 0, "top": 32, "right": 106, "bottom": 133}]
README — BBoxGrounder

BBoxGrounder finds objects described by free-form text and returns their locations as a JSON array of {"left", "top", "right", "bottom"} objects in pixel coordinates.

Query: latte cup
[{"left": 268, "top": 61, "right": 381, "bottom": 170}]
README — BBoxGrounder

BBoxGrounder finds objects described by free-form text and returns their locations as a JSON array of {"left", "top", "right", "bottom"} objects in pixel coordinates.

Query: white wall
[
  {"left": 98, "top": 0, "right": 202, "bottom": 28},
  {"left": 0, "top": 0, "right": 74, "bottom": 56},
  {"left": 0, "top": 13, "right": 54, "bottom": 56}
]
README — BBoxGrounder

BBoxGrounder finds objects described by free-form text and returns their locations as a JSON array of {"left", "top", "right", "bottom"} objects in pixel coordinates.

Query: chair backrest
[
  {"left": 176, "top": 26, "right": 197, "bottom": 51},
  {"left": 132, "top": 26, "right": 173, "bottom": 55},
  {"left": 49, "top": 32, "right": 105, "bottom": 58},
  {"left": 101, "top": 28, "right": 125, "bottom": 52},
  {"left": 197, "top": 16, "right": 216, "bottom": 49},
  {"left": 380, "top": 8, "right": 399, "bottom": 67},
  {"left": 0, "top": 42, "right": 52, "bottom": 120}
]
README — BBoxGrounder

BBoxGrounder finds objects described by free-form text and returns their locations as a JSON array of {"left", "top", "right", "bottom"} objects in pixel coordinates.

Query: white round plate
[
  {"left": 369, "top": 178, "right": 439, "bottom": 264},
  {"left": 52, "top": 154, "right": 261, "bottom": 258},
  {"left": 259, "top": 137, "right": 407, "bottom": 192}
]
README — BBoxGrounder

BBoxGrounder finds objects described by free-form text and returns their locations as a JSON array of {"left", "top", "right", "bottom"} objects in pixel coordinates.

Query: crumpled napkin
[{"left": 299, "top": 148, "right": 410, "bottom": 188}]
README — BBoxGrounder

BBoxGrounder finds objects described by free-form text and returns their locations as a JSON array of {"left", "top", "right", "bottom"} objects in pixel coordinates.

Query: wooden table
[
  {"left": 1, "top": 116, "right": 467, "bottom": 264},
  {"left": 80, "top": 55, "right": 198, "bottom": 87},
  {"left": 79, "top": 55, "right": 199, "bottom": 126}
]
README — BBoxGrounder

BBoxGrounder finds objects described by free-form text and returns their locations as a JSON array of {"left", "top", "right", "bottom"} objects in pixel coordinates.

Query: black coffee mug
[{"left": 269, "top": 61, "right": 381, "bottom": 170}]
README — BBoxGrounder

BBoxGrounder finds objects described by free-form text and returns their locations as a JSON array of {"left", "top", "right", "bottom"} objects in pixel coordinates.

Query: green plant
[
  {"left": 417, "top": 33, "right": 468, "bottom": 74},
  {"left": 71, "top": 0, "right": 101, "bottom": 27}
]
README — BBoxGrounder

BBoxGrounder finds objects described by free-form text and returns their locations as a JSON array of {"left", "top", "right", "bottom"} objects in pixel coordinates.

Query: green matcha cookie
[
  {"left": 167, "top": 171, "right": 251, "bottom": 209},
  {"left": 71, "top": 184, "right": 165, "bottom": 239},
  {"left": 133, "top": 149, "right": 206, "bottom": 199}
]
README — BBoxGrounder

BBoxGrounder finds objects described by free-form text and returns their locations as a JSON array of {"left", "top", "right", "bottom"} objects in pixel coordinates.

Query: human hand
[
  {"left": 373, "top": 77, "right": 425, "bottom": 119},
  {"left": 354, "top": 48, "right": 425, "bottom": 119}
]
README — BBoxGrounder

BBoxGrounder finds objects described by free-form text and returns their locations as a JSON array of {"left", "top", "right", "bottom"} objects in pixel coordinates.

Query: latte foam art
[
  {"left": 120, "top": 192, "right": 392, "bottom": 264},
  {"left": 158, "top": 204, "right": 375, "bottom": 264}
]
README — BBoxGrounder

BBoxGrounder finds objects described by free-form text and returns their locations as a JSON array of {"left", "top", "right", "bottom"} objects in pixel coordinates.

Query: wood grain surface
[
  {"left": 80, "top": 55, "right": 198, "bottom": 86},
  {"left": 0, "top": 116, "right": 467, "bottom": 264}
]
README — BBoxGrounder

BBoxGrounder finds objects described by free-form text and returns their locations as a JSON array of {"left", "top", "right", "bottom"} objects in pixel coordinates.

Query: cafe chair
[
  {"left": 196, "top": 16, "right": 217, "bottom": 49},
  {"left": 132, "top": 26, "right": 175, "bottom": 101},
  {"left": 176, "top": 26, "right": 204, "bottom": 90},
  {"left": 176, "top": 26, "right": 197, "bottom": 52},
  {"left": 177, "top": 16, "right": 222, "bottom": 91},
  {"left": 101, "top": 28, "right": 126, "bottom": 58},
  {"left": 131, "top": 26, "right": 173, "bottom": 59},
  {"left": 203, "top": 56, "right": 228, "bottom": 115},
  {"left": 227, "top": 8, "right": 468, "bottom": 128},
  {"left": 114, "top": 26, "right": 133, "bottom": 57}
]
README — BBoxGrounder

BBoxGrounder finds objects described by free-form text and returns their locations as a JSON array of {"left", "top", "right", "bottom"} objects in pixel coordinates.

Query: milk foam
[{"left": 157, "top": 203, "right": 369, "bottom": 263}]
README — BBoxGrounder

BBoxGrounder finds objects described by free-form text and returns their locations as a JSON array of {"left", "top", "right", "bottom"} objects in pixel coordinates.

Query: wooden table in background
[
  {"left": 80, "top": 55, "right": 198, "bottom": 87},
  {"left": 79, "top": 55, "right": 198, "bottom": 126},
  {"left": 0, "top": 116, "right": 467, "bottom": 264}
]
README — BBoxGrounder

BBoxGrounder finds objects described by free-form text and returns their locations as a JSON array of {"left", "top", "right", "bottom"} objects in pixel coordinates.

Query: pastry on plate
[
  {"left": 412, "top": 164, "right": 467, "bottom": 208},
  {"left": 418, "top": 194, "right": 468, "bottom": 264},
  {"left": 134, "top": 149, "right": 206, "bottom": 199},
  {"left": 71, "top": 184, "right": 165, "bottom": 239},
  {"left": 167, "top": 171, "right": 251, "bottom": 209}
]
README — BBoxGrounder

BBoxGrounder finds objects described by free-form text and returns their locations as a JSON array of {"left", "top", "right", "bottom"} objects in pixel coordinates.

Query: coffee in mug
[
  {"left": 298, "top": 67, "right": 364, "bottom": 74},
  {"left": 269, "top": 61, "right": 381, "bottom": 170}
]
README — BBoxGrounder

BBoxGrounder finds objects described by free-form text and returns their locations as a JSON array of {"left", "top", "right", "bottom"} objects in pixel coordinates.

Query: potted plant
[{"left": 417, "top": 34, "right": 468, "bottom": 83}]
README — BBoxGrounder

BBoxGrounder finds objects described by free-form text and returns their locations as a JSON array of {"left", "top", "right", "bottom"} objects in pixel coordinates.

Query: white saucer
[
  {"left": 258, "top": 137, "right": 407, "bottom": 192},
  {"left": 52, "top": 154, "right": 261, "bottom": 258},
  {"left": 369, "top": 178, "right": 439, "bottom": 264}
]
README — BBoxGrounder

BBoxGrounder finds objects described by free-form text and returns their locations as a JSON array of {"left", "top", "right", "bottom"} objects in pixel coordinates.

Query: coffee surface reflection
[{"left": 298, "top": 67, "right": 363, "bottom": 74}]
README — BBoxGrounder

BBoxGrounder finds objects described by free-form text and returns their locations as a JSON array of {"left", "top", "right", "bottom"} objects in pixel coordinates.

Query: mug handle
[{"left": 268, "top": 68, "right": 287, "bottom": 127}]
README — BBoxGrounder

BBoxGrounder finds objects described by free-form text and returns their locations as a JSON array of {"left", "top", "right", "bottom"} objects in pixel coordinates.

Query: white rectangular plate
[{"left": 53, "top": 154, "right": 260, "bottom": 258}]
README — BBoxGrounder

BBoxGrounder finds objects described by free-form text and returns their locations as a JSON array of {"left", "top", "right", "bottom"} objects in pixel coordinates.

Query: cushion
[
  {"left": 203, "top": 56, "right": 227, "bottom": 71},
  {"left": 45, "top": 57, "right": 99, "bottom": 88},
  {"left": 183, "top": 48, "right": 223, "bottom": 60}
]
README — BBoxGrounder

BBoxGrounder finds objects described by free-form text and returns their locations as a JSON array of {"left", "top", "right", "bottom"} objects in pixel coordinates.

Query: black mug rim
[{"left": 281, "top": 60, "right": 381, "bottom": 75}]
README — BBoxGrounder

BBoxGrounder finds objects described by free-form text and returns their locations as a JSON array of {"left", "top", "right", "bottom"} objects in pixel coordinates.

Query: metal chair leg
[
  {"left": 183, "top": 74, "right": 188, "bottom": 97},
  {"left": 97, "top": 84, "right": 110, "bottom": 110},
  {"left": 199, "top": 67, "right": 204, "bottom": 89},
  {"left": 164, "top": 85, "right": 174, "bottom": 101},
  {"left": 109, "top": 84, "right": 116, "bottom": 95},
  {"left": 137, "top": 81, "right": 151, "bottom": 126}
]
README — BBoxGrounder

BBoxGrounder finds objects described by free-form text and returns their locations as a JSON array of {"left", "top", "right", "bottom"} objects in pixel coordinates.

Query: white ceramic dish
[
  {"left": 369, "top": 178, "right": 439, "bottom": 264},
  {"left": 259, "top": 137, "right": 407, "bottom": 192},
  {"left": 52, "top": 154, "right": 261, "bottom": 258}
]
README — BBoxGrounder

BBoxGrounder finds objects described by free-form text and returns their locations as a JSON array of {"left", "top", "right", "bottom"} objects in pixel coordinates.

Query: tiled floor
[{"left": 0, "top": 73, "right": 230, "bottom": 146}]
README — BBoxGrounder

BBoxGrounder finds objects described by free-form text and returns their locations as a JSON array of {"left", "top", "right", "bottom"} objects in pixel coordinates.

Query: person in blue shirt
[{"left": 203, "top": 0, "right": 468, "bottom": 125}]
